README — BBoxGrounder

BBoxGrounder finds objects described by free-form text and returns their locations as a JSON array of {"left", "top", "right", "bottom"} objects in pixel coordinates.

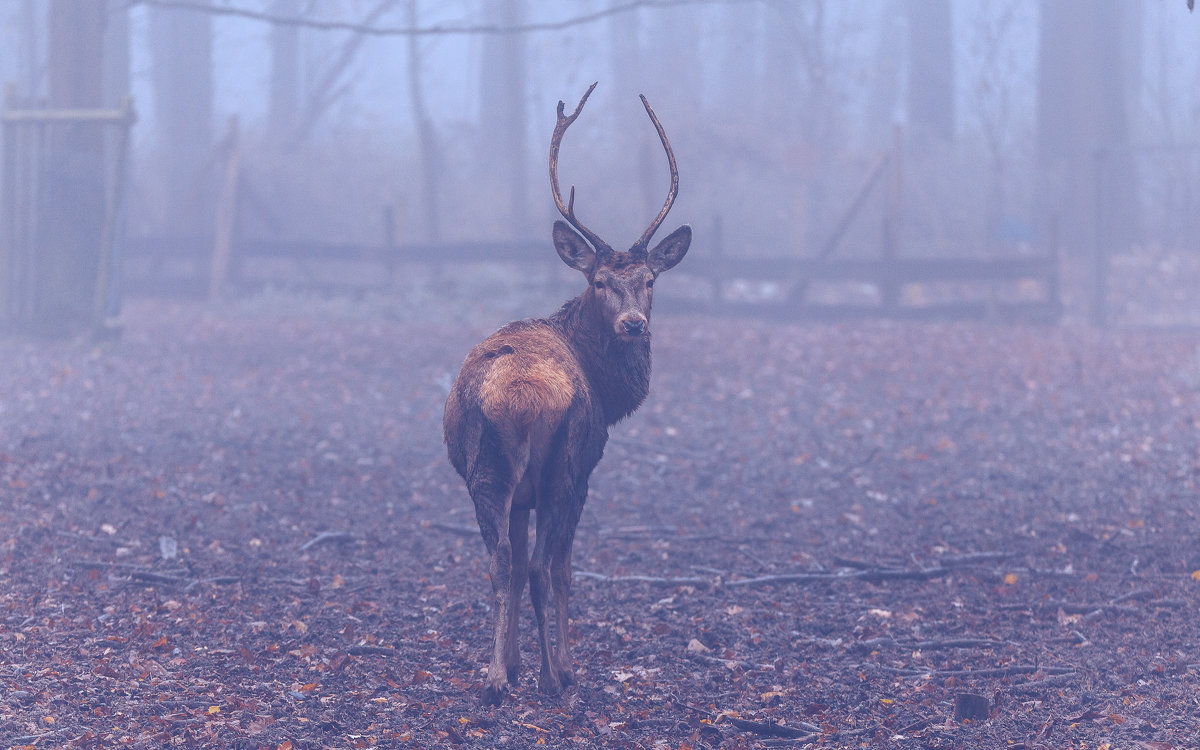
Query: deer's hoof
[{"left": 480, "top": 681, "right": 507, "bottom": 706}]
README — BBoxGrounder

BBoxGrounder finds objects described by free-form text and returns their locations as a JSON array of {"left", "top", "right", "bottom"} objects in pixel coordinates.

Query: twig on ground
[
  {"left": 908, "top": 637, "right": 1009, "bottom": 650},
  {"left": 347, "top": 645, "right": 396, "bottom": 656},
  {"left": 865, "top": 663, "right": 1074, "bottom": 678},
  {"left": 855, "top": 636, "right": 1008, "bottom": 651},
  {"left": 573, "top": 570, "right": 711, "bottom": 589},
  {"left": 726, "top": 565, "right": 952, "bottom": 587},
  {"left": 686, "top": 651, "right": 770, "bottom": 671},
  {"left": 938, "top": 551, "right": 1010, "bottom": 567},
  {"left": 898, "top": 716, "right": 938, "bottom": 734},
  {"left": 1111, "top": 587, "right": 1158, "bottom": 604},
  {"left": 427, "top": 521, "right": 479, "bottom": 537},
  {"left": 298, "top": 530, "right": 354, "bottom": 552},
  {"left": 723, "top": 715, "right": 816, "bottom": 739},
  {"left": 1005, "top": 672, "right": 1079, "bottom": 693},
  {"left": 129, "top": 570, "right": 186, "bottom": 585},
  {"left": 668, "top": 693, "right": 714, "bottom": 718}
]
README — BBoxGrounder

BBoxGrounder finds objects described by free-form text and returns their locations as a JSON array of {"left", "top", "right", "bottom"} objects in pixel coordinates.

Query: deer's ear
[
  {"left": 647, "top": 224, "right": 691, "bottom": 274},
  {"left": 553, "top": 220, "right": 596, "bottom": 275}
]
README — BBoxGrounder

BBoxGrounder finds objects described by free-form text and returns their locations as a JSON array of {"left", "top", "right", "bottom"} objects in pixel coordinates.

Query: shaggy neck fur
[{"left": 549, "top": 292, "right": 651, "bottom": 425}]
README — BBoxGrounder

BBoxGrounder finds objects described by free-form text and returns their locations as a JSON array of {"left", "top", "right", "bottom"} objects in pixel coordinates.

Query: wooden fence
[{"left": 122, "top": 119, "right": 1060, "bottom": 323}]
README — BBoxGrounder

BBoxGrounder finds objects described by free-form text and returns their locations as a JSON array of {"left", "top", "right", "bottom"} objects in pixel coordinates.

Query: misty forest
[{"left": 2, "top": 0, "right": 1200, "bottom": 747}]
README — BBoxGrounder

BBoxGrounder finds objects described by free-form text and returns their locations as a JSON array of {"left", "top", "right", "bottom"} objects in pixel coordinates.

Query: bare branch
[{"left": 129, "top": 0, "right": 763, "bottom": 37}]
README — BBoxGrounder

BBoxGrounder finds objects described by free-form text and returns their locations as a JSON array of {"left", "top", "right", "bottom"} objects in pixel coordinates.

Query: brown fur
[
  {"left": 476, "top": 328, "right": 577, "bottom": 433},
  {"left": 442, "top": 86, "right": 691, "bottom": 706}
]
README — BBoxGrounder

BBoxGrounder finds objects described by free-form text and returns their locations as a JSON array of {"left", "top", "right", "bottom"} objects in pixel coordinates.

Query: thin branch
[
  {"left": 723, "top": 716, "right": 814, "bottom": 739},
  {"left": 128, "top": 0, "right": 762, "bottom": 36},
  {"left": 298, "top": 530, "right": 355, "bottom": 552},
  {"left": 725, "top": 565, "right": 953, "bottom": 587},
  {"left": 574, "top": 570, "right": 711, "bottom": 589},
  {"left": 866, "top": 663, "right": 1075, "bottom": 679}
]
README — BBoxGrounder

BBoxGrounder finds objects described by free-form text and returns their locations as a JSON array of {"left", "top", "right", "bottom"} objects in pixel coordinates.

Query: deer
[{"left": 442, "top": 83, "right": 691, "bottom": 706}]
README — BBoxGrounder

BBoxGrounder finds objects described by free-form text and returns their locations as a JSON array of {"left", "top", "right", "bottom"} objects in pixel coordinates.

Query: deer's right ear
[{"left": 553, "top": 220, "right": 596, "bottom": 275}]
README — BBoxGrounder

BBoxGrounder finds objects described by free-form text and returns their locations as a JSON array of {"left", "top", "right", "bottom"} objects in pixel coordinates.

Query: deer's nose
[{"left": 622, "top": 318, "right": 646, "bottom": 336}]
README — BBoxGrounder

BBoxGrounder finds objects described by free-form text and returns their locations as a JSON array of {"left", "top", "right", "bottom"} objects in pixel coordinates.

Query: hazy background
[{"left": 2, "top": 0, "right": 1200, "bottom": 325}]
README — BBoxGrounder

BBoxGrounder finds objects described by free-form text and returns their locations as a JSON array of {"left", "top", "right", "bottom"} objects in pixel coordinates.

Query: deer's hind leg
[{"left": 469, "top": 428, "right": 529, "bottom": 706}]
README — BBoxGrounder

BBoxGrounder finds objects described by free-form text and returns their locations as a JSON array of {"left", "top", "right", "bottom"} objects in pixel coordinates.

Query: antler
[
  {"left": 629, "top": 94, "right": 679, "bottom": 258},
  {"left": 549, "top": 82, "right": 614, "bottom": 258}
]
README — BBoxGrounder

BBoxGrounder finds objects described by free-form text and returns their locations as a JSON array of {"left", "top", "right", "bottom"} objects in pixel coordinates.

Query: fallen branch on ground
[
  {"left": 726, "top": 565, "right": 952, "bottom": 587},
  {"left": 573, "top": 570, "right": 711, "bottom": 588},
  {"left": 347, "top": 645, "right": 395, "bottom": 656},
  {"left": 685, "top": 651, "right": 769, "bottom": 671},
  {"left": 855, "top": 636, "right": 1009, "bottom": 651},
  {"left": 866, "top": 663, "right": 1075, "bottom": 678},
  {"left": 426, "top": 521, "right": 479, "bottom": 537},
  {"left": 298, "top": 531, "right": 354, "bottom": 552},
  {"left": 723, "top": 716, "right": 817, "bottom": 740},
  {"left": 1005, "top": 672, "right": 1079, "bottom": 693}
]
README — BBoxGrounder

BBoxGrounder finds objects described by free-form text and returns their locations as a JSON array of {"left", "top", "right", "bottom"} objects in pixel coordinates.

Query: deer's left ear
[{"left": 647, "top": 225, "right": 691, "bottom": 274}]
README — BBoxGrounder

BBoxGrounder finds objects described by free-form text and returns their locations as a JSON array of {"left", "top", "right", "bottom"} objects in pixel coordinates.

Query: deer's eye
[
  {"left": 646, "top": 278, "right": 655, "bottom": 289},
  {"left": 593, "top": 280, "right": 606, "bottom": 290}
]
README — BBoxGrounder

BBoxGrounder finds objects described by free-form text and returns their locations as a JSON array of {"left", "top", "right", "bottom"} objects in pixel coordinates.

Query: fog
[
  {"left": 3, "top": 1, "right": 1200, "bottom": 324},
  {"left": 7, "top": 4, "right": 1200, "bottom": 740}
]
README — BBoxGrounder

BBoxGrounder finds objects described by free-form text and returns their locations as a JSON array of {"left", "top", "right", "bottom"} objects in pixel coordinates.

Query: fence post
[
  {"left": 209, "top": 116, "right": 241, "bottom": 300},
  {"left": 881, "top": 125, "right": 903, "bottom": 312},
  {"left": 1089, "top": 148, "right": 1109, "bottom": 328}
]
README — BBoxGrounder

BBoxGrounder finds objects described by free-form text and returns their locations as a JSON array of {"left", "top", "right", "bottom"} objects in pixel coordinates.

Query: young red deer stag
[{"left": 443, "top": 83, "right": 690, "bottom": 705}]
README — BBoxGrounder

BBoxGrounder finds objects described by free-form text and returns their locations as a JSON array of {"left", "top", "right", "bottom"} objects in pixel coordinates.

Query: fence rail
[{"left": 122, "top": 235, "right": 1061, "bottom": 323}]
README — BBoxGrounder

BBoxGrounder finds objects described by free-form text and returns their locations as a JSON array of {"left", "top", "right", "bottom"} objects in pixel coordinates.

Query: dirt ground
[{"left": 2, "top": 299, "right": 1199, "bottom": 749}]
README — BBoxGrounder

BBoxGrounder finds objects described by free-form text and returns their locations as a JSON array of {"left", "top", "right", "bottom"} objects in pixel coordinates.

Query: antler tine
[
  {"left": 630, "top": 94, "right": 679, "bottom": 257},
  {"left": 549, "top": 82, "right": 613, "bottom": 257}
]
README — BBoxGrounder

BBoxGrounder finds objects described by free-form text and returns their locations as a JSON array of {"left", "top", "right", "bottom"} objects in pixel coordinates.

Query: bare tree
[
  {"left": 41, "top": 0, "right": 106, "bottom": 330},
  {"left": 149, "top": 0, "right": 213, "bottom": 234},
  {"left": 267, "top": 0, "right": 302, "bottom": 143},
  {"left": 905, "top": 0, "right": 955, "bottom": 144},
  {"left": 407, "top": 0, "right": 441, "bottom": 241},
  {"left": 477, "top": 0, "right": 529, "bottom": 238},
  {"left": 1036, "top": 0, "right": 1135, "bottom": 254}
]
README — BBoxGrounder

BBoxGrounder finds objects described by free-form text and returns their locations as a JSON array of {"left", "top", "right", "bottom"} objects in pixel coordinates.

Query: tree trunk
[
  {"left": 149, "top": 0, "right": 213, "bottom": 235},
  {"left": 478, "top": 0, "right": 528, "bottom": 238},
  {"left": 1036, "top": 0, "right": 1134, "bottom": 256},
  {"left": 407, "top": 0, "right": 440, "bottom": 241},
  {"left": 906, "top": 0, "right": 955, "bottom": 144},
  {"left": 41, "top": 0, "right": 106, "bottom": 333},
  {"left": 268, "top": 0, "right": 302, "bottom": 144}
]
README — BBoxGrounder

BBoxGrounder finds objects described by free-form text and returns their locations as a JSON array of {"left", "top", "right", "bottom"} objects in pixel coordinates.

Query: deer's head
[{"left": 549, "top": 84, "right": 691, "bottom": 342}]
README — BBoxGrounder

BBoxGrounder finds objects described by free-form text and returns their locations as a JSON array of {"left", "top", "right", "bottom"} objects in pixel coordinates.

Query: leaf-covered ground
[{"left": 2, "top": 300, "right": 1199, "bottom": 748}]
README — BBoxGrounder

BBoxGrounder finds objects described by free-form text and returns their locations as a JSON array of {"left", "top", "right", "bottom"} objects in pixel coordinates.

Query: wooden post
[
  {"left": 92, "top": 96, "right": 136, "bottom": 334},
  {"left": 1089, "top": 148, "right": 1109, "bottom": 328},
  {"left": 881, "top": 125, "right": 903, "bottom": 312},
  {"left": 209, "top": 116, "right": 240, "bottom": 300}
]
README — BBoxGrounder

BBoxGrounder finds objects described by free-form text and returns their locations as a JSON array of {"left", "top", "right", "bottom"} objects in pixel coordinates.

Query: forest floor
[{"left": 2, "top": 298, "right": 1199, "bottom": 749}]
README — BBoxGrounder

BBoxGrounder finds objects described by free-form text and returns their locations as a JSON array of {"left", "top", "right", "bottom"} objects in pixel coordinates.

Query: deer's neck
[{"left": 550, "top": 295, "right": 651, "bottom": 425}]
